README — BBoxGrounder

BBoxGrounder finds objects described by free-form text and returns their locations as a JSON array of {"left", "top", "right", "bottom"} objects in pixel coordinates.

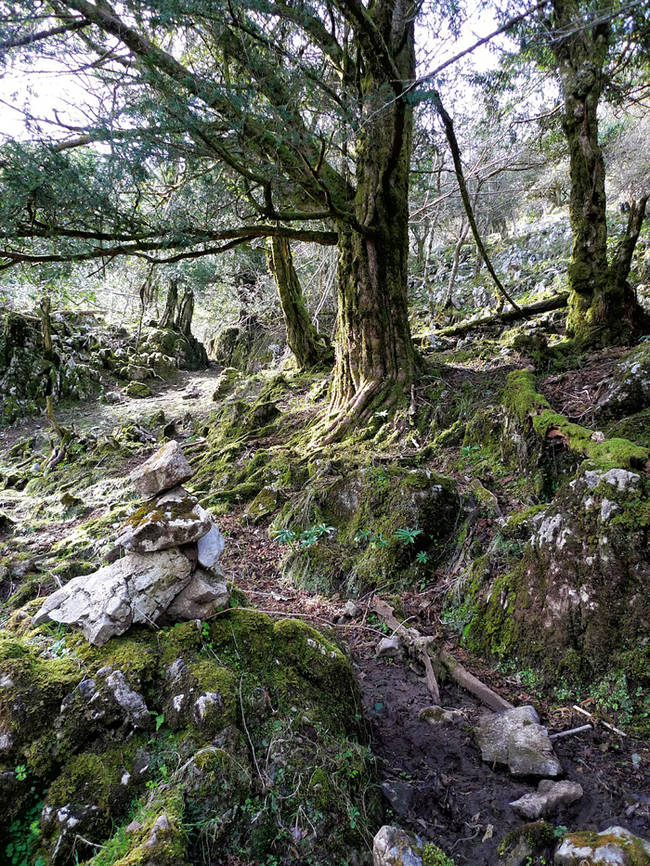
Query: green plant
[
  {"left": 5, "top": 800, "right": 43, "bottom": 865},
  {"left": 422, "top": 842, "right": 455, "bottom": 866},
  {"left": 394, "top": 527, "right": 422, "bottom": 545},
  {"left": 415, "top": 550, "right": 429, "bottom": 564},
  {"left": 300, "top": 523, "right": 336, "bottom": 547},
  {"left": 14, "top": 764, "right": 27, "bottom": 782}
]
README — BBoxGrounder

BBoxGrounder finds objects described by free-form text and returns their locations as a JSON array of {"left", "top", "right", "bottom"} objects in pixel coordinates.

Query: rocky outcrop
[
  {"left": 32, "top": 442, "right": 228, "bottom": 645},
  {"left": 463, "top": 463, "right": 650, "bottom": 699},
  {"left": 474, "top": 705, "right": 562, "bottom": 778},
  {"left": 555, "top": 826, "right": 650, "bottom": 865}
]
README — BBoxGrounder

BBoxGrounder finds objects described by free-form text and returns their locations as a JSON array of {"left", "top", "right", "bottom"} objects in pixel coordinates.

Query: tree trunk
[
  {"left": 176, "top": 289, "right": 195, "bottom": 337},
  {"left": 159, "top": 279, "right": 178, "bottom": 329},
  {"left": 267, "top": 236, "right": 332, "bottom": 369},
  {"left": 324, "top": 0, "right": 416, "bottom": 439},
  {"left": 552, "top": 0, "right": 647, "bottom": 344}
]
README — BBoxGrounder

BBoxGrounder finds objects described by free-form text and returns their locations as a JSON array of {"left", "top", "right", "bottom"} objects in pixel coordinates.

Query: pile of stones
[{"left": 33, "top": 440, "right": 228, "bottom": 645}]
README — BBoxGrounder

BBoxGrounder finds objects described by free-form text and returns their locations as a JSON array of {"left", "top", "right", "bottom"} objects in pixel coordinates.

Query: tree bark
[
  {"left": 267, "top": 236, "right": 332, "bottom": 369},
  {"left": 552, "top": 0, "right": 648, "bottom": 344},
  {"left": 159, "top": 279, "right": 178, "bottom": 329},
  {"left": 176, "top": 289, "right": 195, "bottom": 337},
  {"left": 323, "top": 0, "right": 416, "bottom": 440}
]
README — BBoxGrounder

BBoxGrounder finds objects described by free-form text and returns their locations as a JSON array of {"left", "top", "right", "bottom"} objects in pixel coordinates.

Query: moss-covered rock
[
  {"left": 463, "top": 464, "right": 650, "bottom": 727},
  {"left": 277, "top": 465, "right": 461, "bottom": 595},
  {"left": 0, "top": 608, "right": 378, "bottom": 865}
]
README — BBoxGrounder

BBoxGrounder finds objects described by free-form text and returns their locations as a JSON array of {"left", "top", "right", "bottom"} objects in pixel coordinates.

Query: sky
[{"left": 0, "top": 1, "right": 509, "bottom": 142}]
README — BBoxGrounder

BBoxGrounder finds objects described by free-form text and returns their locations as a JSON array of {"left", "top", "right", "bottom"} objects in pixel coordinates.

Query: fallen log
[
  {"left": 372, "top": 598, "right": 513, "bottom": 712},
  {"left": 423, "top": 292, "right": 569, "bottom": 341}
]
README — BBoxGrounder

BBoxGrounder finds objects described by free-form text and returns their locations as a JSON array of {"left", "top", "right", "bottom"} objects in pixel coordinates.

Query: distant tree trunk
[
  {"left": 159, "top": 279, "right": 178, "bottom": 329},
  {"left": 39, "top": 295, "right": 66, "bottom": 442},
  {"left": 324, "top": 0, "right": 416, "bottom": 440},
  {"left": 267, "top": 236, "right": 332, "bottom": 369},
  {"left": 551, "top": 0, "right": 648, "bottom": 344},
  {"left": 176, "top": 289, "right": 195, "bottom": 336}
]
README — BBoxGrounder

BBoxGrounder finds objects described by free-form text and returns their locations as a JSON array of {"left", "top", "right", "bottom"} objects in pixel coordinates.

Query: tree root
[{"left": 372, "top": 597, "right": 512, "bottom": 712}]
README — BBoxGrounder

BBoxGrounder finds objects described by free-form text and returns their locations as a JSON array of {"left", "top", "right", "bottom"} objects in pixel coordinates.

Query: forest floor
[{"left": 1, "top": 361, "right": 649, "bottom": 865}]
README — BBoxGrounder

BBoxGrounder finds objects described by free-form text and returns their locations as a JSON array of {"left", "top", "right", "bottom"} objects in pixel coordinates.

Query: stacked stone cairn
[{"left": 33, "top": 440, "right": 228, "bottom": 646}]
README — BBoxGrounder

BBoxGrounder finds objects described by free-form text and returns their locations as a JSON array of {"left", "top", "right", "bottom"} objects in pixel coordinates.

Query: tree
[
  {"left": 0, "top": 0, "right": 417, "bottom": 438},
  {"left": 267, "top": 237, "right": 332, "bottom": 370},
  {"left": 547, "top": 0, "right": 649, "bottom": 344}
]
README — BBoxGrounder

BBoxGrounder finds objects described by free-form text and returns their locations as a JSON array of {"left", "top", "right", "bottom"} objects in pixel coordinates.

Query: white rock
[
  {"left": 373, "top": 825, "right": 424, "bottom": 866},
  {"left": 166, "top": 568, "right": 229, "bottom": 620},
  {"left": 130, "top": 440, "right": 193, "bottom": 496},
  {"left": 195, "top": 505, "right": 226, "bottom": 567},
  {"left": 474, "top": 705, "right": 562, "bottom": 778},
  {"left": 510, "top": 779, "right": 583, "bottom": 819},
  {"left": 377, "top": 635, "right": 401, "bottom": 658},
  {"left": 554, "top": 826, "right": 650, "bottom": 865},
  {"left": 32, "top": 548, "right": 193, "bottom": 646},
  {"left": 114, "top": 486, "right": 211, "bottom": 554}
]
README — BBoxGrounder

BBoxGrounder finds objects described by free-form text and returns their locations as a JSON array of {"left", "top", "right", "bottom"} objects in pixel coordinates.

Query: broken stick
[{"left": 372, "top": 598, "right": 513, "bottom": 712}]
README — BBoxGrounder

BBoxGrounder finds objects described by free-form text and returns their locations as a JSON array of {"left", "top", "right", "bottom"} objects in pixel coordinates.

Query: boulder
[
  {"left": 554, "top": 826, "right": 650, "bottom": 865},
  {"left": 474, "top": 705, "right": 562, "bottom": 777},
  {"left": 510, "top": 779, "right": 583, "bottom": 819},
  {"left": 166, "top": 568, "right": 229, "bottom": 620},
  {"left": 32, "top": 548, "right": 193, "bottom": 646},
  {"left": 373, "top": 825, "right": 424, "bottom": 866},
  {"left": 130, "top": 439, "right": 193, "bottom": 496},
  {"left": 114, "top": 486, "right": 211, "bottom": 554}
]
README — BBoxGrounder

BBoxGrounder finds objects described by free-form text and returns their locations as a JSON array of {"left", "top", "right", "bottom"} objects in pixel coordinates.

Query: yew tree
[
  {"left": 0, "top": 0, "right": 419, "bottom": 437},
  {"left": 547, "top": 0, "right": 650, "bottom": 345}
]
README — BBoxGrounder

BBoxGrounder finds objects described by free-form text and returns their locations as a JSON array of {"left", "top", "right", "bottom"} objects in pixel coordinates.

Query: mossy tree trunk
[
  {"left": 159, "top": 279, "right": 178, "bottom": 329},
  {"left": 552, "top": 0, "right": 648, "bottom": 345},
  {"left": 267, "top": 236, "right": 332, "bottom": 370},
  {"left": 324, "top": 0, "right": 416, "bottom": 439}
]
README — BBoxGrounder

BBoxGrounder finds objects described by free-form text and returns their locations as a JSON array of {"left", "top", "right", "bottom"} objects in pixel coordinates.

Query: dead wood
[
  {"left": 372, "top": 597, "right": 513, "bottom": 712},
  {"left": 425, "top": 292, "right": 569, "bottom": 340}
]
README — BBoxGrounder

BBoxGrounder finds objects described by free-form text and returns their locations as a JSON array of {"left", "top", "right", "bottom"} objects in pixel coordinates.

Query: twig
[
  {"left": 572, "top": 704, "right": 627, "bottom": 738},
  {"left": 549, "top": 724, "right": 593, "bottom": 741}
]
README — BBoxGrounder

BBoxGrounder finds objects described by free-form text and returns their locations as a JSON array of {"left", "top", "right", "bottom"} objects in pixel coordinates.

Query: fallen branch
[
  {"left": 372, "top": 598, "right": 513, "bottom": 712},
  {"left": 572, "top": 704, "right": 627, "bottom": 738},
  {"left": 425, "top": 292, "right": 569, "bottom": 340},
  {"left": 437, "top": 649, "right": 513, "bottom": 713},
  {"left": 549, "top": 723, "right": 593, "bottom": 741},
  {"left": 373, "top": 597, "right": 441, "bottom": 704}
]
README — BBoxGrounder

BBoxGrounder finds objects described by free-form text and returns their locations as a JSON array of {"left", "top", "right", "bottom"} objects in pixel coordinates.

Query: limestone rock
[
  {"left": 510, "top": 779, "right": 583, "bottom": 819},
  {"left": 114, "top": 486, "right": 211, "bottom": 553},
  {"left": 418, "top": 705, "right": 465, "bottom": 726},
  {"left": 130, "top": 439, "right": 193, "bottom": 497},
  {"left": 474, "top": 705, "right": 562, "bottom": 777},
  {"left": 377, "top": 635, "right": 402, "bottom": 658},
  {"left": 166, "top": 568, "right": 229, "bottom": 620},
  {"left": 195, "top": 505, "right": 226, "bottom": 567},
  {"left": 373, "top": 825, "right": 424, "bottom": 866},
  {"left": 32, "top": 548, "right": 193, "bottom": 645},
  {"left": 554, "top": 826, "right": 650, "bottom": 865},
  {"left": 125, "top": 381, "right": 152, "bottom": 398}
]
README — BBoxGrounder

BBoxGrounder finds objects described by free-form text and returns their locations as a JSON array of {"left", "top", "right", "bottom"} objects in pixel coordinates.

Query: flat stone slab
[
  {"left": 114, "top": 487, "right": 211, "bottom": 554},
  {"left": 33, "top": 548, "right": 193, "bottom": 646},
  {"left": 166, "top": 568, "right": 229, "bottom": 620},
  {"left": 555, "top": 826, "right": 650, "bottom": 865},
  {"left": 195, "top": 505, "right": 226, "bottom": 567},
  {"left": 130, "top": 439, "right": 192, "bottom": 496},
  {"left": 474, "top": 705, "right": 562, "bottom": 777},
  {"left": 510, "top": 779, "right": 583, "bottom": 819}
]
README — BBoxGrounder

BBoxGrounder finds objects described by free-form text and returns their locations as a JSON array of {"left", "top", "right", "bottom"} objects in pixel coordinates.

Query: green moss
[
  {"left": 497, "top": 821, "right": 555, "bottom": 859},
  {"left": 504, "top": 369, "right": 650, "bottom": 471},
  {"left": 559, "top": 829, "right": 650, "bottom": 866},
  {"left": 422, "top": 842, "right": 456, "bottom": 866}
]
